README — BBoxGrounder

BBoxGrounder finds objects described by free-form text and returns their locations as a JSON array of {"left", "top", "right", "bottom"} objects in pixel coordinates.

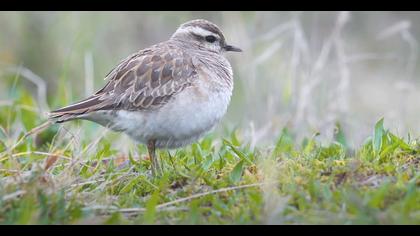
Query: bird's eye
[{"left": 205, "top": 35, "right": 217, "bottom": 43}]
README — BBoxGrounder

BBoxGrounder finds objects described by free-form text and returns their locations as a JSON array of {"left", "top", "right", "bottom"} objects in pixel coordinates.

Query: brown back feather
[{"left": 49, "top": 41, "right": 198, "bottom": 123}]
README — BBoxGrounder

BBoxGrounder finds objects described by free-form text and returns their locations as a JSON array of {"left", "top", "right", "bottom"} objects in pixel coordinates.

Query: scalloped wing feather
[{"left": 49, "top": 42, "right": 198, "bottom": 122}]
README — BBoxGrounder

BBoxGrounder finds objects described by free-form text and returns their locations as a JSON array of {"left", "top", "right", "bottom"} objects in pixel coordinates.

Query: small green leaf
[
  {"left": 128, "top": 151, "right": 140, "bottom": 167},
  {"left": 379, "top": 142, "right": 400, "bottom": 158},
  {"left": 192, "top": 143, "right": 204, "bottom": 164},
  {"left": 201, "top": 155, "right": 214, "bottom": 171},
  {"left": 373, "top": 118, "right": 385, "bottom": 155},
  {"left": 144, "top": 190, "right": 160, "bottom": 224},
  {"left": 389, "top": 133, "right": 412, "bottom": 151},
  {"left": 200, "top": 135, "right": 213, "bottom": 151},
  {"left": 334, "top": 122, "right": 347, "bottom": 148},
  {"left": 302, "top": 138, "right": 316, "bottom": 155},
  {"left": 230, "top": 160, "right": 244, "bottom": 183},
  {"left": 223, "top": 139, "right": 253, "bottom": 165},
  {"left": 119, "top": 177, "right": 139, "bottom": 194},
  {"left": 273, "top": 128, "right": 294, "bottom": 156},
  {"left": 230, "top": 129, "right": 241, "bottom": 146}
]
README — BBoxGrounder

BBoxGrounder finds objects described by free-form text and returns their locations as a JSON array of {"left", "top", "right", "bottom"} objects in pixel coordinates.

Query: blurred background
[{"left": 1, "top": 11, "right": 420, "bottom": 149}]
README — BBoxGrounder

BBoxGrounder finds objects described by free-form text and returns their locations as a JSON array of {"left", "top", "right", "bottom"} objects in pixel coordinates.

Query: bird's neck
[
  {"left": 169, "top": 39, "right": 234, "bottom": 90},
  {"left": 197, "top": 53, "right": 234, "bottom": 91}
]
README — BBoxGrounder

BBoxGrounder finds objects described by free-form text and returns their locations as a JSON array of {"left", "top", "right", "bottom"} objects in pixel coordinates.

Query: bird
[{"left": 49, "top": 19, "right": 242, "bottom": 176}]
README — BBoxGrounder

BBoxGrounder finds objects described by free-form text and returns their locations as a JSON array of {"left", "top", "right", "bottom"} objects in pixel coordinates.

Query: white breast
[{"left": 108, "top": 79, "right": 232, "bottom": 149}]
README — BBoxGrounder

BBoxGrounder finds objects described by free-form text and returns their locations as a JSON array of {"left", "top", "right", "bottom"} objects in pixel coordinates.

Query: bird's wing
[{"left": 49, "top": 43, "right": 198, "bottom": 121}]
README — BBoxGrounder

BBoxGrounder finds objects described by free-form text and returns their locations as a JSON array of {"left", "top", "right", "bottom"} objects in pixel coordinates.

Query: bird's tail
[
  {"left": 48, "top": 96, "right": 103, "bottom": 123},
  {"left": 48, "top": 112, "right": 84, "bottom": 123}
]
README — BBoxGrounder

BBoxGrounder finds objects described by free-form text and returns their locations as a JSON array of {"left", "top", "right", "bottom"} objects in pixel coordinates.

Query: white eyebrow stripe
[{"left": 176, "top": 26, "right": 219, "bottom": 38}]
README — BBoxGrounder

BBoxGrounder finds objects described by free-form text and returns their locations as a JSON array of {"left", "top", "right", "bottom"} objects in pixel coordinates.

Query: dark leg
[{"left": 147, "top": 139, "right": 162, "bottom": 177}]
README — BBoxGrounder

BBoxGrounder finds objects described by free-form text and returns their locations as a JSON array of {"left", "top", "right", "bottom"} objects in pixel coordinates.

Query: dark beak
[{"left": 224, "top": 44, "right": 242, "bottom": 52}]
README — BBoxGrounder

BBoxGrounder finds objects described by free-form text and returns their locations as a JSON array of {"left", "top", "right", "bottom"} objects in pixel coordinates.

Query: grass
[{"left": 0, "top": 86, "right": 419, "bottom": 225}]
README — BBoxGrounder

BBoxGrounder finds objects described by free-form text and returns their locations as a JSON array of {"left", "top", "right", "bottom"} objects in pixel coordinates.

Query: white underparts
[{"left": 88, "top": 81, "right": 232, "bottom": 149}]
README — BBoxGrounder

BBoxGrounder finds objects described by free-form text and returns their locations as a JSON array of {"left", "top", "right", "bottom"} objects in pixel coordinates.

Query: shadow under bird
[{"left": 49, "top": 19, "right": 242, "bottom": 176}]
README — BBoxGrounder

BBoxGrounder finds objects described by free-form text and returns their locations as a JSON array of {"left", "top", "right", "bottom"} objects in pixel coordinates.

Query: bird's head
[{"left": 171, "top": 19, "right": 242, "bottom": 54}]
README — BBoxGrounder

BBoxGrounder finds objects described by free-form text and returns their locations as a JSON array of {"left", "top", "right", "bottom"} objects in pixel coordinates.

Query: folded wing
[{"left": 49, "top": 42, "right": 198, "bottom": 123}]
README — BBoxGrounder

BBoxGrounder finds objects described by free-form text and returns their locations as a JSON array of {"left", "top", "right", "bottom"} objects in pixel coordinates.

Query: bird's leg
[{"left": 147, "top": 139, "right": 162, "bottom": 177}]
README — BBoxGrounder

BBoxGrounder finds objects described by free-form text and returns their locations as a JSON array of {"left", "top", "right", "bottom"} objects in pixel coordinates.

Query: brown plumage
[{"left": 50, "top": 42, "right": 198, "bottom": 123}]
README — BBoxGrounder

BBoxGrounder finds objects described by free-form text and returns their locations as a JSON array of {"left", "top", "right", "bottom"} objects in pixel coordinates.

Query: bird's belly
[{"left": 112, "top": 87, "right": 231, "bottom": 148}]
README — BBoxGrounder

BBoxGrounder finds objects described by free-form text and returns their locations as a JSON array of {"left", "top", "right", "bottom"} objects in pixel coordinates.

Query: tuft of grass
[{"left": 0, "top": 90, "right": 419, "bottom": 224}]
